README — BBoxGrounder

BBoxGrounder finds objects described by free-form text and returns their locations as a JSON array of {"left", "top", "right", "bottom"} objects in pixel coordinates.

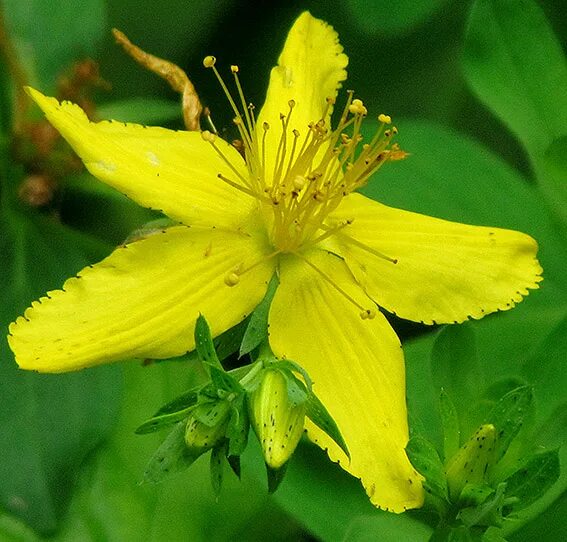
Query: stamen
[
  {"left": 378, "top": 113, "right": 391, "bottom": 124},
  {"left": 224, "top": 272, "right": 240, "bottom": 286},
  {"left": 217, "top": 174, "right": 270, "bottom": 202},
  {"left": 335, "top": 231, "right": 399, "bottom": 264}
]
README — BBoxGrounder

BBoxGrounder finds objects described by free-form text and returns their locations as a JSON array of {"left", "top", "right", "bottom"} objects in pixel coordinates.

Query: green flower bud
[
  {"left": 446, "top": 424, "right": 497, "bottom": 500},
  {"left": 184, "top": 400, "right": 231, "bottom": 454},
  {"left": 249, "top": 369, "right": 306, "bottom": 469}
]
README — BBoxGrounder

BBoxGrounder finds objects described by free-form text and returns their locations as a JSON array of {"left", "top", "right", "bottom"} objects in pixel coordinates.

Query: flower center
[{"left": 201, "top": 56, "right": 406, "bottom": 253}]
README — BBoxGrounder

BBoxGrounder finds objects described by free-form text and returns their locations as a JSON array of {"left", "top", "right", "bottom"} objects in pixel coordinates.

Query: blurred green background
[{"left": 0, "top": 0, "right": 566, "bottom": 540}]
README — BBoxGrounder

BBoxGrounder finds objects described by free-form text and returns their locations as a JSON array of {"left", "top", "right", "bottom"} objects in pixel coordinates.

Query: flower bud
[
  {"left": 184, "top": 400, "right": 231, "bottom": 454},
  {"left": 445, "top": 424, "right": 497, "bottom": 500},
  {"left": 249, "top": 369, "right": 306, "bottom": 469}
]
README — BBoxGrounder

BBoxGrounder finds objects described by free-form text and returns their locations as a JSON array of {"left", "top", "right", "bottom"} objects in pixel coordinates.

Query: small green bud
[
  {"left": 184, "top": 401, "right": 231, "bottom": 454},
  {"left": 249, "top": 369, "right": 306, "bottom": 469},
  {"left": 446, "top": 424, "right": 497, "bottom": 500}
]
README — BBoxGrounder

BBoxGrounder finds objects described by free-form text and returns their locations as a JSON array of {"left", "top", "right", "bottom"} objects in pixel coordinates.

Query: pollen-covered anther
[
  {"left": 203, "top": 55, "right": 216, "bottom": 68},
  {"left": 348, "top": 98, "right": 367, "bottom": 116},
  {"left": 378, "top": 113, "right": 392, "bottom": 124},
  {"left": 224, "top": 271, "right": 240, "bottom": 287},
  {"left": 201, "top": 130, "right": 216, "bottom": 143},
  {"left": 230, "top": 65, "right": 239, "bottom": 73}
]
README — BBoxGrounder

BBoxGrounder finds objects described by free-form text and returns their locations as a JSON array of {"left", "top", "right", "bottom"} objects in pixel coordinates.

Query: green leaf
[
  {"left": 462, "top": 0, "right": 567, "bottom": 162},
  {"left": 460, "top": 483, "right": 495, "bottom": 508},
  {"left": 135, "top": 406, "right": 194, "bottom": 435},
  {"left": 226, "top": 395, "right": 249, "bottom": 458},
  {"left": 267, "top": 463, "right": 288, "bottom": 494},
  {"left": 0, "top": 195, "right": 120, "bottom": 533},
  {"left": 240, "top": 274, "right": 278, "bottom": 356},
  {"left": 195, "top": 314, "right": 222, "bottom": 369},
  {"left": 209, "top": 365, "right": 243, "bottom": 395},
  {"left": 540, "top": 136, "right": 567, "bottom": 227},
  {"left": 346, "top": 0, "right": 449, "bottom": 36},
  {"left": 440, "top": 389, "right": 461, "bottom": 462},
  {"left": 193, "top": 400, "right": 230, "bottom": 428},
  {"left": 431, "top": 324, "right": 484, "bottom": 434},
  {"left": 405, "top": 436, "right": 448, "bottom": 509},
  {"left": 305, "top": 392, "right": 349, "bottom": 460},
  {"left": 96, "top": 98, "right": 182, "bottom": 125},
  {"left": 142, "top": 422, "right": 198, "bottom": 484},
  {"left": 152, "top": 384, "right": 202, "bottom": 417},
  {"left": 485, "top": 386, "right": 534, "bottom": 463},
  {"left": 503, "top": 450, "right": 560, "bottom": 513},
  {"left": 210, "top": 446, "right": 225, "bottom": 498},
  {"left": 282, "top": 371, "right": 308, "bottom": 408},
  {"left": 3, "top": 0, "right": 107, "bottom": 92},
  {"left": 459, "top": 482, "right": 506, "bottom": 528}
]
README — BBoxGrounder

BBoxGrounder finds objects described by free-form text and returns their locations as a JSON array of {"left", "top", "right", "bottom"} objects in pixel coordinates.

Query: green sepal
[
  {"left": 193, "top": 400, "right": 231, "bottom": 428},
  {"left": 135, "top": 406, "right": 195, "bottom": 435},
  {"left": 227, "top": 454, "right": 241, "bottom": 479},
  {"left": 485, "top": 386, "right": 534, "bottom": 462},
  {"left": 281, "top": 371, "right": 309, "bottom": 408},
  {"left": 240, "top": 273, "right": 279, "bottom": 356},
  {"left": 209, "top": 365, "right": 243, "bottom": 395},
  {"left": 142, "top": 422, "right": 199, "bottom": 484},
  {"left": 226, "top": 395, "right": 249, "bottom": 457},
  {"left": 195, "top": 314, "right": 222, "bottom": 369},
  {"left": 458, "top": 482, "right": 506, "bottom": 528},
  {"left": 440, "top": 388, "right": 460, "bottom": 462},
  {"left": 305, "top": 392, "right": 350, "bottom": 460},
  {"left": 267, "top": 462, "right": 288, "bottom": 494},
  {"left": 502, "top": 449, "right": 560, "bottom": 513},
  {"left": 405, "top": 436, "right": 449, "bottom": 513},
  {"left": 481, "top": 527, "right": 508, "bottom": 542},
  {"left": 459, "top": 483, "right": 495, "bottom": 508},
  {"left": 267, "top": 359, "right": 313, "bottom": 392},
  {"left": 210, "top": 445, "right": 225, "bottom": 499}
]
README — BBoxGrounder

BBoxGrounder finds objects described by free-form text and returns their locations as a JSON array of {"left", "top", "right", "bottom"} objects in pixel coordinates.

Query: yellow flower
[{"left": 8, "top": 12, "right": 541, "bottom": 512}]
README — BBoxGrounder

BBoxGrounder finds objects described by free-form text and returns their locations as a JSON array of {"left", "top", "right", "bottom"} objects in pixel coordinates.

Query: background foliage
[{"left": 0, "top": 0, "right": 565, "bottom": 540}]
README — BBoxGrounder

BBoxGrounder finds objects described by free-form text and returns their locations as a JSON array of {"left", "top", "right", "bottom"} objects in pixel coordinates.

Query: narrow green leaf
[
  {"left": 96, "top": 98, "right": 181, "bottom": 125},
  {"left": 405, "top": 436, "right": 448, "bottom": 504},
  {"left": 135, "top": 406, "right": 193, "bottom": 435},
  {"left": 194, "top": 314, "right": 222, "bottom": 368},
  {"left": 153, "top": 384, "right": 202, "bottom": 416},
  {"left": 439, "top": 389, "right": 460, "bottom": 462},
  {"left": 226, "top": 395, "right": 249, "bottom": 457},
  {"left": 269, "top": 359, "right": 313, "bottom": 392},
  {"left": 209, "top": 365, "right": 242, "bottom": 395},
  {"left": 142, "top": 422, "right": 197, "bottom": 484},
  {"left": 210, "top": 446, "right": 224, "bottom": 498},
  {"left": 462, "top": 0, "right": 567, "bottom": 162},
  {"left": 240, "top": 274, "right": 278, "bottom": 356},
  {"left": 214, "top": 317, "right": 250, "bottom": 361},
  {"left": 193, "top": 400, "right": 230, "bottom": 428},
  {"left": 485, "top": 386, "right": 534, "bottom": 462},
  {"left": 305, "top": 393, "right": 349, "bottom": 460},
  {"left": 503, "top": 450, "right": 560, "bottom": 513}
]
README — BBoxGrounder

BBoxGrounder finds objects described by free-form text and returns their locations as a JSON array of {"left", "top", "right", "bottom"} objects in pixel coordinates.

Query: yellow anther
[
  {"left": 230, "top": 65, "right": 239, "bottom": 73},
  {"left": 288, "top": 99, "right": 296, "bottom": 108},
  {"left": 378, "top": 113, "right": 392, "bottom": 124},
  {"left": 201, "top": 130, "right": 216, "bottom": 143},
  {"left": 326, "top": 96, "right": 336, "bottom": 105},
  {"left": 203, "top": 55, "right": 216, "bottom": 68},
  {"left": 263, "top": 121, "right": 270, "bottom": 131},
  {"left": 224, "top": 272, "right": 240, "bottom": 287},
  {"left": 293, "top": 175, "right": 306, "bottom": 190},
  {"left": 349, "top": 99, "right": 367, "bottom": 116}
]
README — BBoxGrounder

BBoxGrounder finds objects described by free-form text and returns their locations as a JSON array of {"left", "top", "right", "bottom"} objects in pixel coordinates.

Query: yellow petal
[
  {"left": 9, "top": 225, "right": 274, "bottom": 372},
  {"left": 269, "top": 249, "right": 424, "bottom": 512},
  {"left": 26, "top": 87, "right": 253, "bottom": 229},
  {"left": 330, "top": 193, "right": 542, "bottom": 324},
  {"left": 257, "top": 12, "right": 348, "bottom": 179}
]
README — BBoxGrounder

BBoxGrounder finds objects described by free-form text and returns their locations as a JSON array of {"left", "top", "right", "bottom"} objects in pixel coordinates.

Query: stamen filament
[{"left": 334, "top": 230, "right": 398, "bottom": 264}]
